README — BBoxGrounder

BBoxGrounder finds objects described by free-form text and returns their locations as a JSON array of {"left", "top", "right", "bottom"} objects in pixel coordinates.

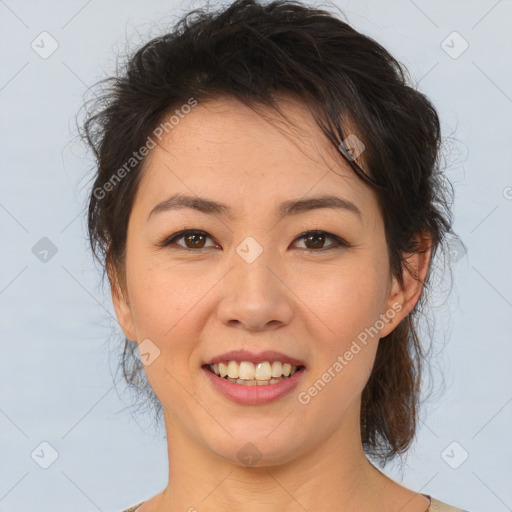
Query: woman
[{"left": 83, "top": 0, "right": 468, "bottom": 510}]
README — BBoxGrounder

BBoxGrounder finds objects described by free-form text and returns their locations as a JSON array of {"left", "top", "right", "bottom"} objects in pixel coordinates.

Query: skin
[{"left": 111, "top": 95, "right": 432, "bottom": 512}]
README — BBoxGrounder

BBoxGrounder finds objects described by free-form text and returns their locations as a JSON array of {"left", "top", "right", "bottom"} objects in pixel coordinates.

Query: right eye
[{"left": 157, "top": 229, "right": 219, "bottom": 250}]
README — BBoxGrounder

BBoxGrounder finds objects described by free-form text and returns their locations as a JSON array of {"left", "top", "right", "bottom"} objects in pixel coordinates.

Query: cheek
[
  {"left": 303, "top": 254, "right": 389, "bottom": 343},
  {"left": 126, "top": 254, "right": 204, "bottom": 338},
  {"left": 124, "top": 258, "right": 206, "bottom": 405},
  {"left": 295, "top": 263, "right": 386, "bottom": 419},
  {"left": 124, "top": 255, "right": 223, "bottom": 395},
  {"left": 296, "top": 253, "right": 389, "bottom": 395}
]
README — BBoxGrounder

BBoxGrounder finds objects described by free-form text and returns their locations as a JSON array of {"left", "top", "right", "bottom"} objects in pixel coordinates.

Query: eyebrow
[{"left": 147, "top": 193, "right": 362, "bottom": 222}]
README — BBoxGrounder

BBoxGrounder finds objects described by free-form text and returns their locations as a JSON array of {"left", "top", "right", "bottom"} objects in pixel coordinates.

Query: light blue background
[{"left": 1, "top": 1, "right": 511, "bottom": 511}]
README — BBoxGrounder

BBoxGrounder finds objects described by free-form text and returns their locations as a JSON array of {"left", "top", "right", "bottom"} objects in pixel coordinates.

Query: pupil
[
  {"left": 307, "top": 233, "right": 324, "bottom": 249},
  {"left": 187, "top": 233, "right": 205, "bottom": 248}
]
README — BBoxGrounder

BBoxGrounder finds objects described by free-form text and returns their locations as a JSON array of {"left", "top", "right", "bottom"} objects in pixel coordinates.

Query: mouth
[{"left": 202, "top": 360, "right": 306, "bottom": 386}]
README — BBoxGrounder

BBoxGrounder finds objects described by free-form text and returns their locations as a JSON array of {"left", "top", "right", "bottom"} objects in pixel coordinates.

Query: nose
[{"left": 215, "top": 246, "right": 294, "bottom": 332}]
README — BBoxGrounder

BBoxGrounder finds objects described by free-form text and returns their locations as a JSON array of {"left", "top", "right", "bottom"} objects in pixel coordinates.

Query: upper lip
[{"left": 203, "top": 350, "right": 306, "bottom": 367}]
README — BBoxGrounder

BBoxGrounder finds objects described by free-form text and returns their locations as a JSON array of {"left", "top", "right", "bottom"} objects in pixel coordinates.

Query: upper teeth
[{"left": 209, "top": 361, "right": 299, "bottom": 380}]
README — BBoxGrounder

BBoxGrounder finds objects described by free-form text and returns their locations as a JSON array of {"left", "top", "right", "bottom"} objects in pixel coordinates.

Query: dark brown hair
[{"left": 82, "top": 0, "right": 454, "bottom": 466}]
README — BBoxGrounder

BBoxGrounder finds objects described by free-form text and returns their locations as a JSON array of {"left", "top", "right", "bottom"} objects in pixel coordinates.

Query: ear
[
  {"left": 108, "top": 262, "right": 137, "bottom": 341},
  {"left": 379, "top": 234, "right": 433, "bottom": 338}
]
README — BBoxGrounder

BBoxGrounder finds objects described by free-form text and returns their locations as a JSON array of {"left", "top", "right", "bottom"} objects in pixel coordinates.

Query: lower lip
[{"left": 202, "top": 366, "right": 306, "bottom": 405}]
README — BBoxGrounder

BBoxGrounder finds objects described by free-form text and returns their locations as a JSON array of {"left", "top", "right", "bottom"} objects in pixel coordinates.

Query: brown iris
[
  {"left": 184, "top": 232, "right": 207, "bottom": 249},
  {"left": 304, "top": 232, "right": 326, "bottom": 249}
]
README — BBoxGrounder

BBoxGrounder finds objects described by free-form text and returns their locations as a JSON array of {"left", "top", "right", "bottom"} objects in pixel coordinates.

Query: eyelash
[{"left": 156, "top": 229, "right": 350, "bottom": 253}]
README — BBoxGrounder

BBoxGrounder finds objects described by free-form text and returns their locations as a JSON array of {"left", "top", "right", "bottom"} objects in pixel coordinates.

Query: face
[{"left": 112, "top": 96, "right": 420, "bottom": 467}]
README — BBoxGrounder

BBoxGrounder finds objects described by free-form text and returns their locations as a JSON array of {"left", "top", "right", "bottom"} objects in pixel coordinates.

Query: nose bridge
[
  {"left": 231, "top": 233, "right": 281, "bottom": 300},
  {"left": 215, "top": 234, "right": 293, "bottom": 330}
]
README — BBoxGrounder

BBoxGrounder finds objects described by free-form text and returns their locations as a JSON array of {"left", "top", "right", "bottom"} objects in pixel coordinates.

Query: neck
[{"left": 152, "top": 401, "right": 396, "bottom": 512}]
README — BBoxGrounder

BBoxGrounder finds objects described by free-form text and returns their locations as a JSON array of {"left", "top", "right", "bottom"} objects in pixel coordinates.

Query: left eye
[
  {"left": 157, "top": 229, "right": 348, "bottom": 251},
  {"left": 159, "top": 230, "right": 219, "bottom": 250},
  {"left": 294, "top": 230, "right": 347, "bottom": 251}
]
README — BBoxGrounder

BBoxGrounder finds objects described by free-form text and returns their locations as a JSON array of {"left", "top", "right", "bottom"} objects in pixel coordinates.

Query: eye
[
  {"left": 293, "top": 230, "right": 349, "bottom": 252},
  {"left": 157, "top": 229, "right": 218, "bottom": 250},
  {"left": 158, "top": 229, "right": 349, "bottom": 252}
]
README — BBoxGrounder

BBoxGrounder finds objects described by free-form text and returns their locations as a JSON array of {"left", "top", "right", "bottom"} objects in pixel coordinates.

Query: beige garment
[
  {"left": 122, "top": 495, "right": 469, "bottom": 511},
  {"left": 429, "top": 496, "right": 469, "bottom": 511}
]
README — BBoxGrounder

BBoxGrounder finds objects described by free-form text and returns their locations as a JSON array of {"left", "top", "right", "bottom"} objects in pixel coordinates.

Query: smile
[
  {"left": 202, "top": 361, "right": 307, "bottom": 405},
  {"left": 206, "top": 360, "right": 302, "bottom": 385}
]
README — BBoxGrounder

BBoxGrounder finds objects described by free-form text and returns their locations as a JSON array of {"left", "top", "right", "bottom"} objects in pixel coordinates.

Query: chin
[{"left": 208, "top": 426, "right": 310, "bottom": 469}]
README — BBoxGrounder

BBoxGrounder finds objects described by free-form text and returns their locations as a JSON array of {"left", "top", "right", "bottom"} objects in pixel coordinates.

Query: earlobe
[
  {"left": 380, "top": 236, "right": 433, "bottom": 338},
  {"left": 109, "top": 268, "right": 137, "bottom": 342}
]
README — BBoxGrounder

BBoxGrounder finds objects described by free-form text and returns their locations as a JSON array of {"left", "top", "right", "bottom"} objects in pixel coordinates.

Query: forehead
[{"left": 134, "top": 96, "right": 379, "bottom": 226}]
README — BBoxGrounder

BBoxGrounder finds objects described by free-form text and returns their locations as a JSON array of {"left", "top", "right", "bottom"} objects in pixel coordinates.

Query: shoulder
[{"left": 429, "top": 496, "right": 470, "bottom": 511}]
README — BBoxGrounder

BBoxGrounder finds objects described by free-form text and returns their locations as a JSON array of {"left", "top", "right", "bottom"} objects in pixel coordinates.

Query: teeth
[
  {"left": 229, "top": 377, "right": 285, "bottom": 386},
  {"left": 239, "top": 361, "right": 255, "bottom": 380},
  {"left": 271, "top": 361, "right": 282, "bottom": 377},
  {"left": 208, "top": 360, "right": 300, "bottom": 382},
  {"left": 236, "top": 378, "right": 256, "bottom": 386},
  {"left": 255, "top": 362, "right": 272, "bottom": 380},
  {"left": 227, "top": 360, "right": 239, "bottom": 379}
]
